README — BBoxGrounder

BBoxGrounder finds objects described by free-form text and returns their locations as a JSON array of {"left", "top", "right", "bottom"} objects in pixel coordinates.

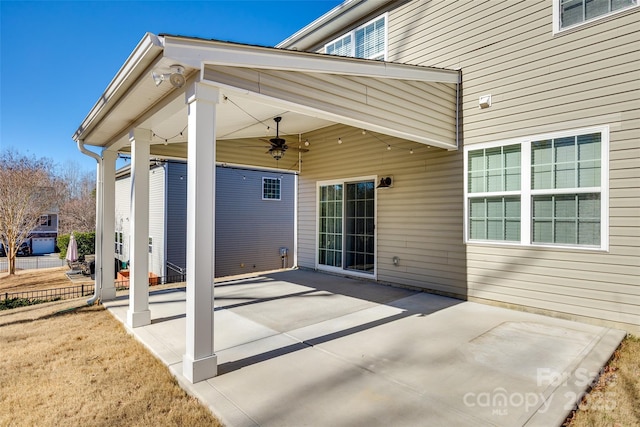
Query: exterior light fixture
[
  {"left": 377, "top": 176, "right": 393, "bottom": 188},
  {"left": 152, "top": 65, "right": 186, "bottom": 88},
  {"left": 338, "top": 137, "right": 343, "bottom": 144},
  {"left": 479, "top": 94, "right": 492, "bottom": 109}
]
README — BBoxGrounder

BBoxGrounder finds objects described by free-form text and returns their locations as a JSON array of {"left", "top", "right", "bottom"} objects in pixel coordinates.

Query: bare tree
[
  {"left": 56, "top": 161, "right": 95, "bottom": 234},
  {"left": 0, "top": 150, "right": 59, "bottom": 275}
]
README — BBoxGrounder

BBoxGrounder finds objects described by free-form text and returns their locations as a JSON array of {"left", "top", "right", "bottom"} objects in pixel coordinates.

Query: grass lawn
[
  {"left": 0, "top": 266, "right": 83, "bottom": 293},
  {"left": 564, "top": 334, "right": 640, "bottom": 427},
  {"left": 0, "top": 298, "right": 222, "bottom": 427}
]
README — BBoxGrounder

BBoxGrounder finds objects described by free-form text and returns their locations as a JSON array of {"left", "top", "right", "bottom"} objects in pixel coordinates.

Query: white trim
[
  {"left": 464, "top": 125, "right": 610, "bottom": 251},
  {"left": 552, "top": 0, "right": 639, "bottom": 34}
]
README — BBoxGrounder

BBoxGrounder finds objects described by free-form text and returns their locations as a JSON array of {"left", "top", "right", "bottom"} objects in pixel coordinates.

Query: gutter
[{"left": 77, "top": 141, "right": 103, "bottom": 305}]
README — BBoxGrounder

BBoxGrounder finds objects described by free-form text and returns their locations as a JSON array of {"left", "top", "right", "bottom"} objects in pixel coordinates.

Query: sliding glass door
[{"left": 318, "top": 179, "right": 375, "bottom": 275}]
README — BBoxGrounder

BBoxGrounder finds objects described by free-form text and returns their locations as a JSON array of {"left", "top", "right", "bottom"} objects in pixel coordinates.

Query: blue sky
[{"left": 0, "top": 0, "right": 342, "bottom": 173}]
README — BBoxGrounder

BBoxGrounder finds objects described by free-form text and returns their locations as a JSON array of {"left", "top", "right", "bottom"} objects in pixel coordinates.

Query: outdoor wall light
[
  {"left": 152, "top": 65, "right": 186, "bottom": 88},
  {"left": 479, "top": 94, "right": 492, "bottom": 109},
  {"left": 377, "top": 176, "right": 393, "bottom": 188}
]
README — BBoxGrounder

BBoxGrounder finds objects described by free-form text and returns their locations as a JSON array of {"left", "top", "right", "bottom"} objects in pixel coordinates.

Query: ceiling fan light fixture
[
  {"left": 270, "top": 147, "right": 285, "bottom": 160},
  {"left": 266, "top": 116, "right": 288, "bottom": 160}
]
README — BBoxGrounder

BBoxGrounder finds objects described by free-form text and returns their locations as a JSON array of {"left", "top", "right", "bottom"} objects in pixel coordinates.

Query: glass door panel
[
  {"left": 318, "top": 184, "right": 343, "bottom": 267},
  {"left": 345, "top": 181, "right": 375, "bottom": 272}
]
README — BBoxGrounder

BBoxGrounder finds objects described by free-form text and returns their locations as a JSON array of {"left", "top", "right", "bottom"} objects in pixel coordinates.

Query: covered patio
[
  {"left": 104, "top": 269, "right": 625, "bottom": 427},
  {"left": 73, "top": 33, "right": 460, "bottom": 382}
]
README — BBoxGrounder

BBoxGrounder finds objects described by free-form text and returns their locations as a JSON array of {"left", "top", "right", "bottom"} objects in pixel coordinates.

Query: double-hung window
[
  {"left": 115, "top": 232, "right": 123, "bottom": 255},
  {"left": 554, "top": 0, "right": 638, "bottom": 32},
  {"left": 465, "top": 127, "right": 608, "bottom": 250},
  {"left": 468, "top": 145, "right": 522, "bottom": 242},
  {"left": 325, "top": 14, "right": 387, "bottom": 60}
]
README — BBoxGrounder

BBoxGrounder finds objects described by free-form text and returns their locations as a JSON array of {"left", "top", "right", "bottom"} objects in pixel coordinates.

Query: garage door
[{"left": 31, "top": 237, "right": 55, "bottom": 255}]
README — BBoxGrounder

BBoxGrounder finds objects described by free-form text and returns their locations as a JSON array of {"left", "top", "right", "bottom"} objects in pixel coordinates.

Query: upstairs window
[
  {"left": 325, "top": 14, "right": 387, "bottom": 60},
  {"left": 262, "top": 177, "right": 281, "bottom": 200},
  {"left": 39, "top": 215, "right": 51, "bottom": 226},
  {"left": 555, "top": 0, "right": 638, "bottom": 32}
]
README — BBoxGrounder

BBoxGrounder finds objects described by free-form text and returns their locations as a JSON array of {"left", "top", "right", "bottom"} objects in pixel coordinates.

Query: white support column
[
  {"left": 127, "top": 128, "right": 151, "bottom": 328},
  {"left": 94, "top": 162, "right": 103, "bottom": 298},
  {"left": 101, "top": 150, "right": 117, "bottom": 301},
  {"left": 183, "top": 82, "right": 219, "bottom": 383}
]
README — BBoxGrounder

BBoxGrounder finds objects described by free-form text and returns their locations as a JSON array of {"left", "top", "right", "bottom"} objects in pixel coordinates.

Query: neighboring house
[
  {"left": 28, "top": 211, "right": 59, "bottom": 255},
  {"left": 73, "top": 0, "right": 639, "bottom": 382},
  {"left": 114, "top": 161, "right": 295, "bottom": 279}
]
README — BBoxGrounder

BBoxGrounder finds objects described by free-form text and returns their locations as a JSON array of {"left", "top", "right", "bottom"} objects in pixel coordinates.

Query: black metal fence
[
  {"left": 0, "top": 273, "right": 189, "bottom": 305},
  {"left": 1, "top": 284, "right": 95, "bottom": 303}
]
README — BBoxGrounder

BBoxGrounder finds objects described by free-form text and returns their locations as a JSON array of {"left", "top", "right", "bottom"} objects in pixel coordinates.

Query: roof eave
[
  {"left": 276, "top": 0, "right": 395, "bottom": 51},
  {"left": 163, "top": 36, "right": 459, "bottom": 84},
  {"left": 72, "top": 33, "right": 164, "bottom": 143}
]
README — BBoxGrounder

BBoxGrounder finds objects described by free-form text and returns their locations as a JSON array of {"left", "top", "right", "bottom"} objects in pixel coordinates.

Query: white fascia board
[
  {"left": 162, "top": 36, "right": 459, "bottom": 84},
  {"left": 73, "top": 33, "right": 164, "bottom": 143}
]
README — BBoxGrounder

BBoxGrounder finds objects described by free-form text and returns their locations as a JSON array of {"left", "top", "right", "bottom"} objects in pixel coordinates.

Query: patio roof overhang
[{"left": 72, "top": 33, "right": 460, "bottom": 158}]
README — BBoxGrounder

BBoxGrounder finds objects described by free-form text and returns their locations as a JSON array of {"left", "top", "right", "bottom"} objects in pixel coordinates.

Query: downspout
[
  {"left": 77, "top": 140, "right": 103, "bottom": 305},
  {"left": 456, "top": 70, "right": 462, "bottom": 150}
]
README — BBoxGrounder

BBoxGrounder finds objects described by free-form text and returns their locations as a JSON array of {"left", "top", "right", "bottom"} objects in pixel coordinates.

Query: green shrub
[
  {"left": 58, "top": 232, "right": 95, "bottom": 260},
  {"left": 0, "top": 297, "right": 60, "bottom": 310}
]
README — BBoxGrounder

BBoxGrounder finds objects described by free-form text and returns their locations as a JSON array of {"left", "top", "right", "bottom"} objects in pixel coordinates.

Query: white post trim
[
  {"left": 101, "top": 150, "right": 117, "bottom": 301},
  {"left": 127, "top": 128, "right": 152, "bottom": 328},
  {"left": 183, "top": 82, "right": 219, "bottom": 383}
]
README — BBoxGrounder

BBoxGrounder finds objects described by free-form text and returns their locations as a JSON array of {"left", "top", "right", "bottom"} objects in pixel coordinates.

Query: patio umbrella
[{"left": 66, "top": 234, "right": 78, "bottom": 263}]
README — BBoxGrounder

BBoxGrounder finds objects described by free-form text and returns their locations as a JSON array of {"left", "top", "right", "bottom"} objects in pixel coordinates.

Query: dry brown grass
[
  {"left": 0, "top": 299, "right": 222, "bottom": 427},
  {"left": 565, "top": 334, "right": 640, "bottom": 427},
  {"left": 0, "top": 266, "right": 86, "bottom": 293}
]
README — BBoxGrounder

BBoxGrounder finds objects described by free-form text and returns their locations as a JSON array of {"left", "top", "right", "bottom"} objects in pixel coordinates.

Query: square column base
[
  {"left": 127, "top": 309, "right": 151, "bottom": 328},
  {"left": 100, "top": 287, "right": 117, "bottom": 302},
  {"left": 183, "top": 354, "right": 218, "bottom": 383}
]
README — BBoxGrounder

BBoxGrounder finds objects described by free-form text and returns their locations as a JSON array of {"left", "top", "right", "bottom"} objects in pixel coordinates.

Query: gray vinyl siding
[
  {"left": 148, "top": 165, "right": 166, "bottom": 278},
  {"left": 297, "top": 124, "right": 466, "bottom": 297},
  {"left": 165, "top": 162, "right": 188, "bottom": 278},
  {"left": 215, "top": 166, "right": 296, "bottom": 278},
  {"left": 383, "top": 0, "right": 639, "bottom": 330},
  {"left": 115, "top": 162, "right": 295, "bottom": 280}
]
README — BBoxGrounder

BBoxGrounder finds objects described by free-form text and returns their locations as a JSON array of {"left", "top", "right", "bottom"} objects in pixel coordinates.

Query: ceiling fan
[{"left": 262, "top": 116, "right": 308, "bottom": 160}]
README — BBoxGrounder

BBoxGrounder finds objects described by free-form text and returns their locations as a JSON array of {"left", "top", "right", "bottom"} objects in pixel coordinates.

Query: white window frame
[
  {"left": 464, "top": 126, "right": 609, "bottom": 251},
  {"left": 553, "top": 0, "right": 638, "bottom": 34},
  {"left": 324, "top": 13, "right": 388, "bottom": 60},
  {"left": 262, "top": 177, "right": 281, "bottom": 200},
  {"left": 315, "top": 176, "right": 378, "bottom": 279}
]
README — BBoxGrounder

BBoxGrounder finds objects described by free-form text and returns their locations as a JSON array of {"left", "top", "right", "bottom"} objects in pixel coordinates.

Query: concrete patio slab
[{"left": 104, "top": 269, "right": 626, "bottom": 427}]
